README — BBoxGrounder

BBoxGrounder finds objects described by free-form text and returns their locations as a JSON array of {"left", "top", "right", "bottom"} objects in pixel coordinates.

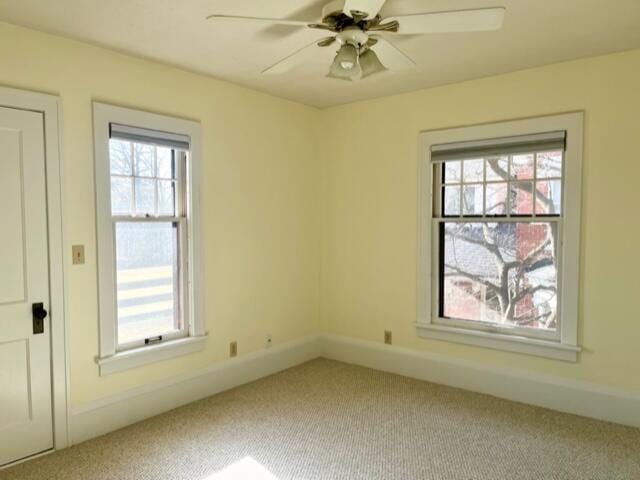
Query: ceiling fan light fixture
[
  {"left": 359, "top": 48, "right": 387, "bottom": 78},
  {"left": 335, "top": 43, "right": 359, "bottom": 70},
  {"left": 326, "top": 71, "right": 354, "bottom": 81},
  {"left": 330, "top": 44, "right": 362, "bottom": 79}
]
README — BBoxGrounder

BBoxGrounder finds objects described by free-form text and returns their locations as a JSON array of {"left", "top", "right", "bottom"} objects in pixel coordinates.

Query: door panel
[
  {"left": 0, "top": 127, "right": 27, "bottom": 304},
  {"left": 0, "top": 106, "right": 52, "bottom": 466},
  {"left": 0, "top": 339, "right": 31, "bottom": 427}
]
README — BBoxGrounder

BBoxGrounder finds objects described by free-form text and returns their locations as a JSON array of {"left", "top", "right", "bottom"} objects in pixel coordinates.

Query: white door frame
[{"left": 0, "top": 85, "right": 69, "bottom": 452}]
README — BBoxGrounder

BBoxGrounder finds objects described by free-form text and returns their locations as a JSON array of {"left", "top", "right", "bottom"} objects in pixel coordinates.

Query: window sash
[
  {"left": 431, "top": 217, "right": 562, "bottom": 341},
  {"left": 110, "top": 147, "right": 187, "bottom": 219},
  {"left": 112, "top": 217, "right": 189, "bottom": 351},
  {"left": 433, "top": 153, "right": 564, "bottom": 220}
]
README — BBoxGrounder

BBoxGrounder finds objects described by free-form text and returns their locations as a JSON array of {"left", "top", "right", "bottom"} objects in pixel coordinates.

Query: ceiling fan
[{"left": 207, "top": 0, "right": 505, "bottom": 81}]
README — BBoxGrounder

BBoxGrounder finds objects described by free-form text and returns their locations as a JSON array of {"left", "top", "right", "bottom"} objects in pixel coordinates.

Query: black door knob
[
  {"left": 32, "top": 303, "right": 48, "bottom": 320},
  {"left": 32, "top": 303, "right": 47, "bottom": 334}
]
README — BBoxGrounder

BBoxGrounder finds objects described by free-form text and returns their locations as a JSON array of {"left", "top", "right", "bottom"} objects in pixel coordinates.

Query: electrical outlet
[
  {"left": 266, "top": 334, "right": 272, "bottom": 349},
  {"left": 384, "top": 330, "right": 392, "bottom": 345},
  {"left": 230, "top": 341, "right": 238, "bottom": 357},
  {"left": 72, "top": 245, "right": 85, "bottom": 265}
]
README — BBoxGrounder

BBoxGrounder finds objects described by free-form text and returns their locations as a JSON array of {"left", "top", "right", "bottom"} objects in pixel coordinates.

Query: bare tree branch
[
  {"left": 444, "top": 265, "right": 499, "bottom": 292},
  {"left": 510, "top": 311, "right": 553, "bottom": 327},
  {"left": 511, "top": 284, "right": 556, "bottom": 304}
]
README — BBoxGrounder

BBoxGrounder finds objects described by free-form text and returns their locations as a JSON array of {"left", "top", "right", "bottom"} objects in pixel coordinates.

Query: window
[
  {"left": 417, "top": 113, "right": 583, "bottom": 361},
  {"left": 94, "top": 104, "right": 205, "bottom": 375},
  {"left": 110, "top": 137, "right": 186, "bottom": 348}
]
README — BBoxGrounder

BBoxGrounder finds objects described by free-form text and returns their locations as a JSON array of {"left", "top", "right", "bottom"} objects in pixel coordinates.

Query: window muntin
[
  {"left": 433, "top": 149, "right": 564, "bottom": 339},
  {"left": 438, "top": 152, "right": 563, "bottom": 218},
  {"left": 109, "top": 138, "right": 188, "bottom": 350}
]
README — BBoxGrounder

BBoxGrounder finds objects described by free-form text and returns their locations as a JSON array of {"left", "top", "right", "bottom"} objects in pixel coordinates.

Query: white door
[{"left": 0, "top": 106, "right": 53, "bottom": 466}]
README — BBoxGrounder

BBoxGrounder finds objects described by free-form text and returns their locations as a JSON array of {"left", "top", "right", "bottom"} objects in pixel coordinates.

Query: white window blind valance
[
  {"left": 110, "top": 123, "right": 190, "bottom": 150},
  {"left": 430, "top": 131, "right": 566, "bottom": 162}
]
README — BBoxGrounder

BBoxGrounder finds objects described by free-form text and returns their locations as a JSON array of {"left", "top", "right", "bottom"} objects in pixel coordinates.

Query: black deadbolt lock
[{"left": 32, "top": 302, "right": 47, "bottom": 335}]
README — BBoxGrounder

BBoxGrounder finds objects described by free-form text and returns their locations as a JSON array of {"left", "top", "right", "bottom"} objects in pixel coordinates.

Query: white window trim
[
  {"left": 417, "top": 112, "right": 583, "bottom": 362},
  {"left": 93, "top": 102, "right": 206, "bottom": 375}
]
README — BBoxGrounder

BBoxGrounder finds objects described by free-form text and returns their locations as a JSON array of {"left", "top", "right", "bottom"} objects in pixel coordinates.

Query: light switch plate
[{"left": 72, "top": 245, "right": 85, "bottom": 265}]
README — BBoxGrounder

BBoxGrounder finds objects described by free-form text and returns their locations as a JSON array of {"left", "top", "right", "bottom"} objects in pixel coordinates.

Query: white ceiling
[{"left": 1, "top": 0, "right": 640, "bottom": 108}]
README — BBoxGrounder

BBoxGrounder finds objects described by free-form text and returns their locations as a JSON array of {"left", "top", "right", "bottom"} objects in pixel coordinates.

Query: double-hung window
[
  {"left": 93, "top": 103, "right": 204, "bottom": 375},
  {"left": 417, "top": 113, "right": 583, "bottom": 361}
]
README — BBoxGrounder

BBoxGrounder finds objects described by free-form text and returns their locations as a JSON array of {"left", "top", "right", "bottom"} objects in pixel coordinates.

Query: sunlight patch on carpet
[{"left": 204, "top": 457, "right": 279, "bottom": 480}]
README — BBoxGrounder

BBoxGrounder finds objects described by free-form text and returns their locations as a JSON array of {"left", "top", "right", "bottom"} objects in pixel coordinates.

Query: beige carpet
[{"left": 2, "top": 358, "right": 639, "bottom": 480}]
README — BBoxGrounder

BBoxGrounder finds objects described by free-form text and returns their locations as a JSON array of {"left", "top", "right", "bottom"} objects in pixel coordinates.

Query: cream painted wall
[
  {"left": 318, "top": 49, "right": 640, "bottom": 392},
  {"left": 2, "top": 19, "right": 639, "bottom": 410},
  {"left": 0, "top": 22, "right": 320, "bottom": 407}
]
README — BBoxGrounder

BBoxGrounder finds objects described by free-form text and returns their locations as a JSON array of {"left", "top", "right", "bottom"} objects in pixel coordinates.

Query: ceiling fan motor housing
[{"left": 336, "top": 28, "right": 369, "bottom": 48}]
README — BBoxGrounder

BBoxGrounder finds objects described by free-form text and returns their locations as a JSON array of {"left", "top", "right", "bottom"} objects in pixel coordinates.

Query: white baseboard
[
  {"left": 69, "top": 335, "right": 322, "bottom": 445},
  {"left": 319, "top": 334, "right": 640, "bottom": 428},
  {"left": 68, "top": 332, "right": 639, "bottom": 447}
]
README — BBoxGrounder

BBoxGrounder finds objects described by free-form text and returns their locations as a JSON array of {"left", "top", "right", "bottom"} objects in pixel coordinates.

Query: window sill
[
  {"left": 96, "top": 335, "right": 207, "bottom": 376},
  {"left": 415, "top": 323, "right": 580, "bottom": 362}
]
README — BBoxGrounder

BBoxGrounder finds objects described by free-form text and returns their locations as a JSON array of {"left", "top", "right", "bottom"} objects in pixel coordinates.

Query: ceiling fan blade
[
  {"left": 385, "top": 7, "right": 505, "bottom": 35},
  {"left": 318, "top": 36, "right": 337, "bottom": 47},
  {"left": 369, "top": 35, "right": 416, "bottom": 69},
  {"left": 206, "top": 14, "right": 312, "bottom": 27},
  {"left": 262, "top": 39, "right": 321, "bottom": 75},
  {"left": 343, "top": 0, "right": 387, "bottom": 19}
]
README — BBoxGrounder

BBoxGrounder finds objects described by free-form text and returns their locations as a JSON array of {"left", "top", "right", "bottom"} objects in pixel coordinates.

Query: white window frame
[
  {"left": 417, "top": 112, "right": 583, "bottom": 361},
  {"left": 110, "top": 146, "right": 189, "bottom": 351},
  {"left": 93, "top": 103, "right": 206, "bottom": 376}
]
